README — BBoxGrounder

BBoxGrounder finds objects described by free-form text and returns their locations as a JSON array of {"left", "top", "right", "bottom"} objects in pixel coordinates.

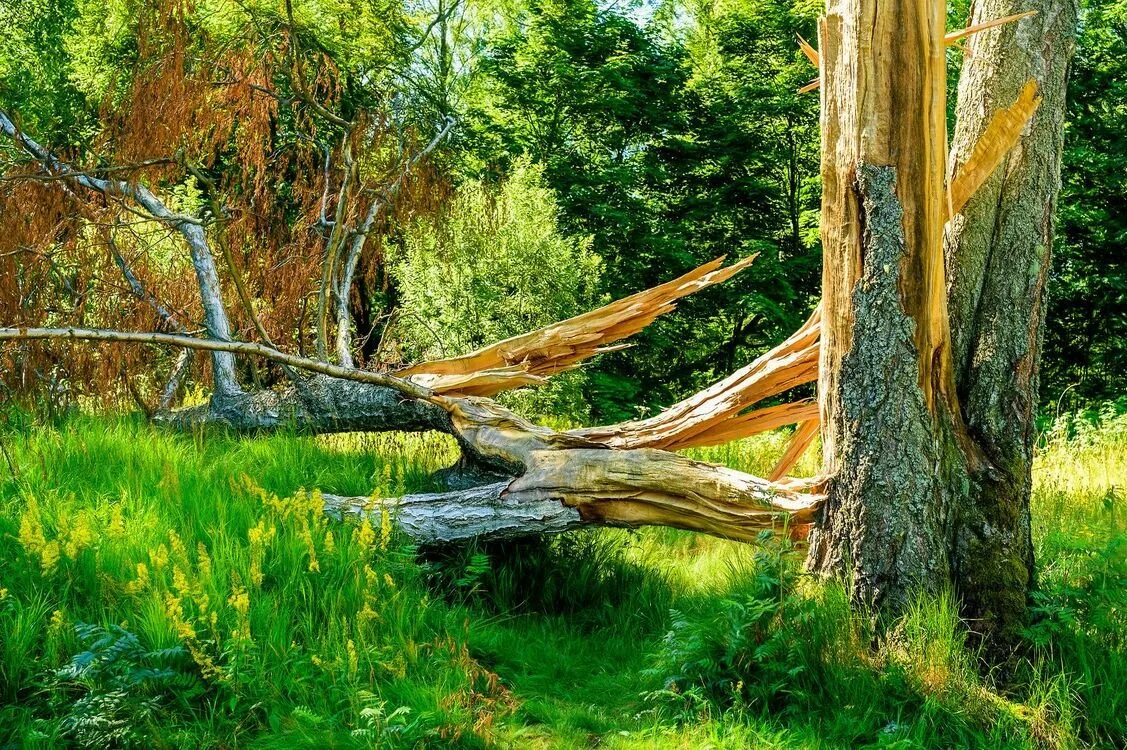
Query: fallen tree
[{"left": 1, "top": 256, "right": 825, "bottom": 544}]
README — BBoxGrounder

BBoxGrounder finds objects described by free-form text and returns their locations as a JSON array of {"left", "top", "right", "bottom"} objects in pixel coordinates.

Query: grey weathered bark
[
  {"left": 945, "top": 0, "right": 1078, "bottom": 641},
  {"left": 157, "top": 374, "right": 449, "bottom": 435},
  {"left": 323, "top": 482, "right": 584, "bottom": 545},
  {"left": 808, "top": 0, "right": 1076, "bottom": 648}
]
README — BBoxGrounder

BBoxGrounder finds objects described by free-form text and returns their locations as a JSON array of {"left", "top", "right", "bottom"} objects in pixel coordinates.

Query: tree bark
[
  {"left": 809, "top": 0, "right": 1076, "bottom": 649},
  {"left": 808, "top": 0, "right": 968, "bottom": 617},
  {"left": 945, "top": 0, "right": 1078, "bottom": 644}
]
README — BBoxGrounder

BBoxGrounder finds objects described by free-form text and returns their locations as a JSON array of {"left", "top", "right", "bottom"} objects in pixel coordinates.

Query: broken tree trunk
[
  {"left": 808, "top": 0, "right": 1076, "bottom": 648},
  {"left": 1, "top": 254, "right": 824, "bottom": 545},
  {"left": 320, "top": 396, "right": 821, "bottom": 545},
  {"left": 809, "top": 0, "right": 970, "bottom": 616}
]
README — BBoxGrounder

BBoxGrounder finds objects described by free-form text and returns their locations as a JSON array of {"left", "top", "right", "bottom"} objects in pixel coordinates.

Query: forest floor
[{"left": 0, "top": 407, "right": 1123, "bottom": 749}]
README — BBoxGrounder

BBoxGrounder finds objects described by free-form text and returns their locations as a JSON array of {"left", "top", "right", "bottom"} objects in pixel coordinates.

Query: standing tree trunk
[
  {"left": 808, "top": 0, "right": 970, "bottom": 616},
  {"left": 946, "top": 0, "right": 1078, "bottom": 645},
  {"left": 808, "top": 0, "right": 1076, "bottom": 649}
]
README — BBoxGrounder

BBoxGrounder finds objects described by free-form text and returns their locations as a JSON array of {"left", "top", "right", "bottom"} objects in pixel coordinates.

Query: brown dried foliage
[{"left": 1, "top": 2, "right": 447, "bottom": 406}]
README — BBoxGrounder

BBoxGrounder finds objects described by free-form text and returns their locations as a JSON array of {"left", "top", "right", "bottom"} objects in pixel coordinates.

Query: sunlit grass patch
[{"left": 0, "top": 407, "right": 1122, "bottom": 748}]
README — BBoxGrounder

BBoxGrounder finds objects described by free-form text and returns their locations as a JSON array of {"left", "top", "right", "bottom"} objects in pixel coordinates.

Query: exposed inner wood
[
  {"left": 948, "top": 80, "right": 1042, "bottom": 216},
  {"left": 571, "top": 308, "right": 820, "bottom": 450},
  {"left": 396, "top": 254, "right": 759, "bottom": 396}
]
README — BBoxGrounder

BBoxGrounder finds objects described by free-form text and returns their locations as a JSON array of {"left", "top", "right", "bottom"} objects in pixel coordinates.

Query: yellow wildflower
[
  {"left": 358, "top": 603, "right": 379, "bottom": 624},
  {"left": 62, "top": 511, "right": 97, "bottom": 560},
  {"left": 164, "top": 594, "right": 195, "bottom": 641},
  {"left": 228, "top": 588, "right": 250, "bottom": 617},
  {"left": 107, "top": 505, "right": 126, "bottom": 539},
  {"left": 247, "top": 518, "right": 276, "bottom": 547},
  {"left": 168, "top": 529, "right": 188, "bottom": 561},
  {"left": 380, "top": 464, "right": 393, "bottom": 494},
  {"left": 248, "top": 518, "right": 275, "bottom": 587},
  {"left": 309, "top": 489, "right": 325, "bottom": 526},
  {"left": 186, "top": 641, "right": 226, "bottom": 683},
  {"left": 49, "top": 608, "right": 66, "bottom": 633},
  {"left": 0, "top": 587, "right": 8, "bottom": 602},
  {"left": 18, "top": 495, "right": 46, "bottom": 551},
  {"left": 380, "top": 507, "right": 392, "bottom": 551},
  {"left": 196, "top": 543, "right": 212, "bottom": 577},
  {"left": 18, "top": 495, "right": 58, "bottom": 572},
  {"left": 150, "top": 544, "right": 170, "bottom": 570},
  {"left": 301, "top": 527, "right": 320, "bottom": 573},
  {"left": 346, "top": 638, "right": 359, "bottom": 677},
  {"left": 125, "top": 562, "right": 150, "bottom": 594},
  {"left": 355, "top": 518, "right": 376, "bottom": 550},
  {"left": 172, "top": 565, "right": 192, "bottom": 597},
  {"left": 323, "top": 529, "right": 335, "bottom": 554},
  {"left": 40, "top": 541, "right": 60, "bottom": 574},
  {"left": 383, "top": 573, "right": 396, "bottom": 590}
]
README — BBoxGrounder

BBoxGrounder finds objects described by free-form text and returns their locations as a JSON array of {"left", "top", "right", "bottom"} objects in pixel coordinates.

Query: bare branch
[
  {"left": 105, "top": 225, "right": 186, "bottom": 333},
  {"left": 0, "top": 326, "right": 435, "bottom": 401},
  {"left": 158, "top": 348, "right": 194, "bottom": 411},
  {"left": 0, "top": 110, "right": 243, "bottom": 397},
  {"left": 335, "top": 115, "right": 457, "bottom": 366}
]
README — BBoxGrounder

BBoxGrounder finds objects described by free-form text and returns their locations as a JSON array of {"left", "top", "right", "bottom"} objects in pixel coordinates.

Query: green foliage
[
  {"left": 644, "top": 532, "right": 822, "bottom": 715},
  {"left": 427, "top": 530, "right": 675, "bottom": 631},
  {"left": 391, "top": 157, "right": 600, "bottom": 417},
  {"left": 393, "top": 157, "right": 599, "bottom": 360},
  {"left": 1045, "top": 0, "right": 1127, "bottom": 406},
  {"left": 458, "top": 0, "right": 822, "bottom": 418},
  {"left": 2, "top": 0, "right": 1118, "bottom": 417},
  {"left": 0, "top": 410, "right": 1125, "bottom": 747},
  {"left": 43, "top": 623, "right": 198, "bottom": 748}
]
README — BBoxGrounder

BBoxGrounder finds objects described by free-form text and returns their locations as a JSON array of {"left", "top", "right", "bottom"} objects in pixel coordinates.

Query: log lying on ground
[
  {"left": 1, "top": 327, "right": 824, "bottom": 543},
  {"left": 322, "top": 433, "right": 822, "bottom": 545},
  {"left": 157, "top": 374, "right": 451, "bottom": 435},
  {"left": 308, "top": 390, "right": 821, "bottom": 544},
  {"left": 1, "top": 256, "right": 823, "bottom": 544}
]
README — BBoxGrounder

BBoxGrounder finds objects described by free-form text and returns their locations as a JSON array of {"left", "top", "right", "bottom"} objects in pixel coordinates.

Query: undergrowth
[{"left": 0, "top": 407, "right": 1122, "bottom": 748}]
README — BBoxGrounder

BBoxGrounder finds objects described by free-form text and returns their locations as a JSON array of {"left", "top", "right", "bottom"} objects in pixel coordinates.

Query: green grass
[{"left": 0, "top": 408, "right": 1123, "bottom": 748}]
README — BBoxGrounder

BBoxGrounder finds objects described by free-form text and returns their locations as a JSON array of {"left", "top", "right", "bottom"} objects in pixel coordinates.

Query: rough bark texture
[
  {"left": 811, "top": 0, "right": 1076, "bottom": 648},
  {"left": 810, "top": 0, "right": 967, "bottom": 615},
  {"left": 156, "top": 375, "right": 450, "bottom": 435},
  {"left": 809, "top": 166, "right": 964, "bottom": 613},
  {"left": 945, "top": 0, "right": 1078, "bottom": 644}
]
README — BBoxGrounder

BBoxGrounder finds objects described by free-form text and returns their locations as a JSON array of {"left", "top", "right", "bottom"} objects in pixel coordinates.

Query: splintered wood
[
  {"left": 397, "top": 254, "right": 758, "bottom": 397},
  {"left": 505, "top": 447, "right": 821, "bottom": 541},
  {"left": 328, "top": 394, "right": 825, "bottom": 543},
  {"left": 948, "top": 80, "right": 1041, "bottom": 216},
  {"left": 571, "top": 308, "right": 820, "bottom": 450}
]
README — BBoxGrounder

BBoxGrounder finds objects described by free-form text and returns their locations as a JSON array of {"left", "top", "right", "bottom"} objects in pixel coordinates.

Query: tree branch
[
  {"left": 0, "top": 110, "right": 243, "bottom": 397},
  {"left": 0, "top": 326, "right": 434, "bottom": 401},
  {"left": 335, "top": 115, "right": 456, "bottom": 366}
]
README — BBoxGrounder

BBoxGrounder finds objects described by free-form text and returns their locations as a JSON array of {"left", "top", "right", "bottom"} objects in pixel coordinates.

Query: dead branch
[{"left": 0, "top": 110, "right": 243, "bottom": 397}]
